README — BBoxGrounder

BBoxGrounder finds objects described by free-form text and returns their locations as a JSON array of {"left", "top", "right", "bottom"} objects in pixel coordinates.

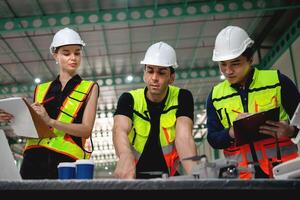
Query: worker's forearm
[
  {"left": 113, "top": 129, "right": 133, "bottom": 158},
  {"left": 176, "top": 137, "right": 197, "bottom": 174},
  {"left": 49, "top": 119, "right": 93, "bottom": 138}
]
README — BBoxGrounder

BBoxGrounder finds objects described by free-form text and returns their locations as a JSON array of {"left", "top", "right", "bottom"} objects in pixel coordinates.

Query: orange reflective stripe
[
  {"left": 26, "top": 80, "right": 94, "bottom": 160},
  {"left": 254, "top": 96, "right": 278, "bottom": 113},
  {"left": 59, "top": 80, "right": 93, "bottom": 120},
  {"left": 162, "top": 128, "right": 170, "bottom": 144},
  {"left": 271, "top": 96, "right": 278, "bottom": 107},
  {"left": 225, "top": 137, "right": 298, "bottom": 179},
  {"left": 70, "top": 91, "right": 86, "bottom": 100},
  {"left": 131, "top": 143, "right": 179, "bottom": 177},
  {"left": 60, "top": 98, "right": 69, "bottom": 114},
  {"left": 53, "top": 112, "right": 74, "bottom": 137},
  {"left": 254, "top": 100, "right": 259, "bottom": 112},
  {"left": 164, "top": 148, "right": 179, "bottom": 176},
  {"left": 61, "top": 98, "right": 82, "bottom": 118},
  {"left": 73, "top": 101, "right": 83, "bottom": 118},
  {"left": 57, "top": 112, "right": 74, "bottom": 123},
  {"left": 72, "top": 80, "right": 93, "bottom": 99},
  {"left": 25, "top": 137, "right": 88, "bottom": 159},
  {"left": 64, "top": 134, "right": 77, "bottom": 144},
  {"left": 35, "top": 82, "right": 51, "bottom": 103}
]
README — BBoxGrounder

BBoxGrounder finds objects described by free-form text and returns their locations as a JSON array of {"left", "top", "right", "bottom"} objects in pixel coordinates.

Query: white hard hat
[
  {"left": 50, "top": 27, "right": 86, "bottom": 55},
  {"left": 212, "top": 26, "right": 254, "bottom": 61},
  {"left": 140, "top": 41, "right": 178, "bottom": 68}
]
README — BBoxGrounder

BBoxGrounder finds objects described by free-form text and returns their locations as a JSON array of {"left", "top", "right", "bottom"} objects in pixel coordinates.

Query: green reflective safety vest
[
  {"left": 25, "top": 79, "right": 95, "bottom": 160},
  {"left": 212, "top": 68, "right": 298, "bottom": 179},
  {"left": 128, "top": 85, "right": 180, "bottom": 176}
]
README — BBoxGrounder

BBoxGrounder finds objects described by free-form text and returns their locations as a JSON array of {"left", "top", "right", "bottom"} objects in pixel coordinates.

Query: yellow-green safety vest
[
  {"left": 212, "top": 68, "right": 298, "bottom": 178},
  {"left": 128, "top": 85, "right": 180, "bottom": 175},
  {"left": 25, "top": 80, "right": 95, "bottom": 160},
  {"left": 212, "top": 69, "right": 288, "bottom": 126}
]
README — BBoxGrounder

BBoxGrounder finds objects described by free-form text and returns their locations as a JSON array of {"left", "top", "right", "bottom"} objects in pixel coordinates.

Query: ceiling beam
[
  {"left": 1, "top": 0, "right": 299, "bottom": 34},
  {"left": 1, "top": 0, "right": 55, "bottom": 81}
]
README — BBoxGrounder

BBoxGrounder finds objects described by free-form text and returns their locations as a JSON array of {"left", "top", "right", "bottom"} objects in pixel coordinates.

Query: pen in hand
[
  {"left": 232, "top": 109, "right": 242, "bottom": 114},
  {"left": 41, "top": 96, "right": 55, "bottom": 105}
]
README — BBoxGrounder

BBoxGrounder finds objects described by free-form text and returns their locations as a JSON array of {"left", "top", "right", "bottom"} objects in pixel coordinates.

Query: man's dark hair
[
  {"left": 242, "top": 47, "right": 254, "bottom": 61},
  {"left": 169, "top": 67, "right": 175, "bottom": 74}
]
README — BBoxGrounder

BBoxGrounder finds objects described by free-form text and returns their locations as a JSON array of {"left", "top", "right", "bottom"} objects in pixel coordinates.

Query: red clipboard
[{"left": 233, "top": 107, "right": 279, "bottom": 145}]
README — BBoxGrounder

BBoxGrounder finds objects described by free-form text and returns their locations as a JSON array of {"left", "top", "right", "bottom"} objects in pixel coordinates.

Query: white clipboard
[
  {"left": 0, "top": 97, "right": 55, "bottom": 138},
  {"left": 0, "top": 130, "right": 22, "bottom": 180}
]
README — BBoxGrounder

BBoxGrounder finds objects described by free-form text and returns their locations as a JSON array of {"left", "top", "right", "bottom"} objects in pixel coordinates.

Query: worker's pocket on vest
[
  {"left": 161, "top": 114, "right": 176, "bottom": 128},
  {"left": 161, "top": 115, "right": 176, "bottom": 143},
  {"left": 253, "top": 92, "right": 278, "bottom": 112},
  {"left": 134, "top": 123, "right": 150, "bottom": 146},
  {"left": 226, "top": 103, "right": 242, "bottom": 115}
]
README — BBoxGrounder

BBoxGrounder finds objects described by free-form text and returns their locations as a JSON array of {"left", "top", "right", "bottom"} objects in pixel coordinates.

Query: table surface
[{"left": 1, "top": 178, "right": 300, "bottom": 190}]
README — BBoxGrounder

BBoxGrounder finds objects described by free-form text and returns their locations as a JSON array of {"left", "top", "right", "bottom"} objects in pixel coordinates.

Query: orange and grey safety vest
[
  {"left": 128, "top": 85, "right": 180, "bottom": 176},
  {"left": 212, "top": 68, "right": 298, "bottom": 179},
  {"left": 25, "top": 79, "right": 95, "bottom": 160}
]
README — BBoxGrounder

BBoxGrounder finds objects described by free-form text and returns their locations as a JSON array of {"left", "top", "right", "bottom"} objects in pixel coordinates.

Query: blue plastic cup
[
  {"left": 75, "top": 159, "right": 94, "bottom": 179},
  {"left": 57, "top": 162, "right": 76, "bottom": 180}
]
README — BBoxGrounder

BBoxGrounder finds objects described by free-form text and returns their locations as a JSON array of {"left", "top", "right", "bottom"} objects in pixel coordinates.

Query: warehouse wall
[
  {"left": 273, "top": 35, "right": 300, "bottom": 154},
  {"left": 274, "top": 36, "right": 300, "bottom": 89}
]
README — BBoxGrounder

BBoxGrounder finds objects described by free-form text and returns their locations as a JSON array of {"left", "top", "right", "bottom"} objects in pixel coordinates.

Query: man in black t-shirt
[{"left": 113, "top": 41, "right": 197, "bottom": 179}]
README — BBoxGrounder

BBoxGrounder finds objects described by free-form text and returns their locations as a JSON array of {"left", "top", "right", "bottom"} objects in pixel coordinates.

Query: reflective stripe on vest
[
  {"left": 25, "top": 80, "right": 95, "bottom": 160},
  {"left": 226, "top": 142, "right": 298, "bottom": 162},
  {"left": 35, "top": 81, "right": 51, "bottom": 103},
  {"left": 212, "top": 68, "right": 298, "bottom": 178},
  {"left": 128, "top": 85, "right": 180, "bottom": 176},
  {"left": 131, "top": 143, "right": 179, "bottom": 176},
  {"left": 54, "top": 81, "right": 93, "bottom": 136}
]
